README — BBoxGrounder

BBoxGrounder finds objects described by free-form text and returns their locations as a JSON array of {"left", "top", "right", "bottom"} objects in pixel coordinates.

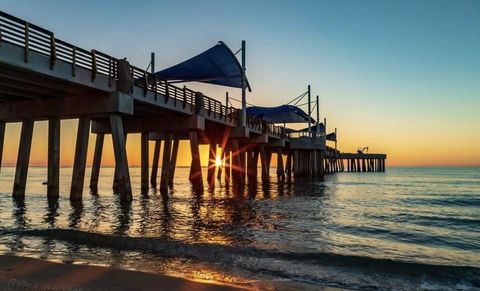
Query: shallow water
[{"left": 1, "top": 166, "right": 479, "bottom": 290}]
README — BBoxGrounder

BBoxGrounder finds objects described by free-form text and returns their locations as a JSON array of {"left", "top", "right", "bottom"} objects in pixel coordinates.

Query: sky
[{"left": 1, "top": 0, "right": 480, "bottom": 167}]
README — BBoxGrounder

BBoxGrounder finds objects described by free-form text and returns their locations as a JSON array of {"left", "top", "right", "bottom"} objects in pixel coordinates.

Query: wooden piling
[
  {"left": 259, "top": 144, "right": 269, "bottom": 181},
  {"left": 90, "top": 133, "right": 104, "bottom": 190},
  {"left": 0, "top": 121, "right": 5, "bottom": 174},
  {"left": 225, "top": 147, "right": 231, "bottom": 183},
  {"left": 168, "top": 137, "right": 179, "bottom": 187},
  {"left": 285, "top": 151, "right": 292, "bottom": 180},
  {"left": 231, "top": 139, "right": 242, "bottom": 182},
  {"left": 47, "top": 118, "right": 60, "bottom": 198},
  {"left": 151, "top": 140, "right": 161, "bottom": 187},
  {"left": 70, "top": 117, "right": 91, "bottom": 200},
  {"left": 140, "top": 131, "right": 149, "bottom": 191},
  {"left": 276, "top": 149, "right": 285, "bottom": 180},
  {"left": 189, "top": 130, "right": 203, "bottom": 191},
  {"left": 13, "top": 120, "right": 34, "bottom": 198},
  {"left": 113, "top": 133, "right": 127, "bottom": 190},
  {"left": 160, "top": 133, "right": 172, "bottom": 193},
  {"left": 207, "top": 142, "right": 216, "bottom": 187},
  {"left": 109, "top": 115, "right": 132, "bottom": 201}
]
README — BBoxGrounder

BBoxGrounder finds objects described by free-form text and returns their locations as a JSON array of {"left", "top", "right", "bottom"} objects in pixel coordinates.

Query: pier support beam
[
  {"left": 259, "top": 144, "right": 269, "bottom": 181},
  {"left": 13, "top": 120, "right": 34, "bottom": 198},
  {"left": 276, "top": 149, "right": 285, "bottom": 181},
  {"left": 160, "top": 134, "right": 172, "bottom": 194},
  {"left": 109, "top": 115, "right": 132, "bottom": 201},
  {"left": 225, "top": 147, "right": 231, "bottom": 183},
  {"left": 90, "top": 133, "right": 104, "bottom": 191},
  {"left": 113, "top": 134, "right": 127, "bottom": 190},
  {"left": 141, "top": 131, "right": 149, "bottom": 192},
  {"left": 231, "top": 139, "right": 242, "bottom": 183},
  {"left": 285, "top": 151, "right": 292, "bottom": 180},
  {"left": 47, "top": 118, "right": 60, "bottom": 198},
  {"left": 0, "top": 121, "right": 5, "bottom": 174},
  {"left": 168, "top": 137, "right": 179, "bottom": 187},
  {"left": 189, "top": 130, "right": 203, "bottom": 191},
  {"left": 207, "top": 142, "right": 216, "bottom": 187},
  {"left": 70, "top": 117, "right": 91, "bottom": 200},
  {"left": 150, "top": 140, "right": 161, "bottom": 188}
]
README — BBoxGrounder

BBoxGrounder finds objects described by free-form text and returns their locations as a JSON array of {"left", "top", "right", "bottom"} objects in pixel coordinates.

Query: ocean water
[{"left": 0, "top": 166, "right": 479, "bottom": 290}]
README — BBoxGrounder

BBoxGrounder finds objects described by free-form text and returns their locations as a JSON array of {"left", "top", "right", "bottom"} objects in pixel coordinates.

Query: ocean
[{"left": 0, "top": 166, "right": 479, "bottom": 290}]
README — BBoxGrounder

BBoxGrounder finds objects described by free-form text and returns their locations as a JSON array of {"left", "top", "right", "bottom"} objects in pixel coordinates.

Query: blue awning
[
  {"left": 299, "top": 123, "right": 325, "bottom": 133},
  {"left": 326, "top": 132, "right": 337, "bottom": 141},
  {"left": 246, "top": 105, "right": 315, "bottom": 124},
  {"left": 154, "top": 42, "right": 251, "bottom": 91}
]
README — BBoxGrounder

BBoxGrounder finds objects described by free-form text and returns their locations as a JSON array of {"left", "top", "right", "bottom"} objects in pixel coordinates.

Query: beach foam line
[{"left": 2, "top": 227, "right": 479, "bottom": 288}]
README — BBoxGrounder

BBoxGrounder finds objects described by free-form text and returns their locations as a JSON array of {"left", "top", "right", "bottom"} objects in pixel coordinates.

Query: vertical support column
[
  {"left": 109, "top": 115, "right": 132, "bottom": 201},
  {"left": 207, "top": 142, "right": 216, "bottom": 187},
  {"left": 70, "top": 117, "right": 91, "bottom": 200},
  {"left": 47, "top": 118, "right": 60, "bottom": 198},
  {"left": 189, "top": 130, "right": 204, "bottom": 191},
  {"left": 276, "top": 149, "right": 285, "bottom": 181},
  {"left": 168, "top": 137, "right": 179, "bottom": 187},
  {"left": 151, "top": 140, "right": 161, "bottom": 187},
  {"left": 240, "top": 150, "right": 247, "bottom": 181},
  {"left": 231, "top": 139, "right": 242, "bottom": 183},
  {"left": 90, "top": 133, "right": 104, "bottom": 190},
  {"left": 217, "top": 146, "right": 225, "bottom": 180},
  {"left": 13, "top": 120, "right": 34, "bottom": 198},
  {"left": 0, "top": 121, "right": 5, "bottom": 174},
  {"left": 266, "top": 150, "right": 272, "bottom": 177},
  {"left": 285, "top": 151, "right": 292, "bottom": 180},
  {"left": 246, "top": 150, "right": 254, "bottom": 179},
  {"left": 259, "top": 144, "right": 269, "bottom": 181},
  {"left": 319, "top": 151, "right": 325, "bottom": 177},
  {"left": 140, "top": 131, "right": 149, "bottom": 192},
  {"left": 293, "top": 150, "right": 299, "bottom": 177},
  {"left": 225, "top": 146, "right": 231, "bottom": 183},
  {"left": 113, "top": 133, "right": 127, "bottom": 190},
  {"left": 160, "top": 133, "right": 172, "bottom": 193}
]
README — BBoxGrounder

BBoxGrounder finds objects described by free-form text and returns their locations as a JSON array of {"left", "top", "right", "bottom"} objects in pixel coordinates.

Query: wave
[{"left": 2, "top": 228, "right": 479, "bottom": 288}]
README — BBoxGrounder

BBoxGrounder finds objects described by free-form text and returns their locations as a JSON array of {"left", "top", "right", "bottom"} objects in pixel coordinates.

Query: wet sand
[{"left": 0, "top": 255, "right": 343, "bottom": 291}]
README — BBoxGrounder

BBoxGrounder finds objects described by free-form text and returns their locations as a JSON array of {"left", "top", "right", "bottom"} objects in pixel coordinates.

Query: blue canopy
[
  {"left": 154, "top": 42, "right": 251, "bottom": 91},
  {"left": 326, "top": 132, "right": 337, "bottom": 141},
  {"left": 246, "top": 105, "right": 315, "bottom": 124},
  {"left": 300, "top": 123, "right": 325, "bottom": 133}
]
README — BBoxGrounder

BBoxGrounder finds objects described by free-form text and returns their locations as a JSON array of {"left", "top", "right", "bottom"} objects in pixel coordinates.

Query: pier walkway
[{"left": 0, "top": 11, "right": 385, "bottom": 202}]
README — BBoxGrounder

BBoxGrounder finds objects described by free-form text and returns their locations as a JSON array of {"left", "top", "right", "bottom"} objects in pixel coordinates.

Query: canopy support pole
[
  {"left": 241, "top": 40, "right": 246, "bottom": 127},
  {"left": 307, "top": 85, "right": 311, "bottom": 137}
]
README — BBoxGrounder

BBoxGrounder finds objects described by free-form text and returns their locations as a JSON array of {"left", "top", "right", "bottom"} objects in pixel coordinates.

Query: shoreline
[{"left": 0, "top": 254, "right": 344, "bottom": 291}]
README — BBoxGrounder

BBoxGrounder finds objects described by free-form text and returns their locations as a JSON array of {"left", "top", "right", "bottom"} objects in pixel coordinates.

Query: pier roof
[
  {"left": 246, "top": 105, "right": 315, "bottom": 124},
  {"left": 155, "top": 42, "right": 251, "bottom": 90}
]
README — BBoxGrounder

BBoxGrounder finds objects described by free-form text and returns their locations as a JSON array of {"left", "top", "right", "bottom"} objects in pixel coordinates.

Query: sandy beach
[{"left": 0, "top": 255, "right": 344, "bottom": 291}]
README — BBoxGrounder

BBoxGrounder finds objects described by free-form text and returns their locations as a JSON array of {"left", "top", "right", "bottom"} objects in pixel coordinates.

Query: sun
[{"left": 215, "top": 157, "right": 222, "bottom": 167}]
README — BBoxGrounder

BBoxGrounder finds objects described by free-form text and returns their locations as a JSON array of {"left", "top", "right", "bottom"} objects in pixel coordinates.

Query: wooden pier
[{"left": 0, "top": 11, "right": 386, "bottom": 202}]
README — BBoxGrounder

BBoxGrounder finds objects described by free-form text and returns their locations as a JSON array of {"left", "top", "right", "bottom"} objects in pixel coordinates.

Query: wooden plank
[
  {"left": 47, "top": 118, "right": 60, "bottom": 198},
  {"left": 140, "top": 131, "right": 149, "bottom": 192},
  {"left": 109, "top": 115, "right": 132, "bottom": 201},
  {"left": 150, "top": 140, "right": 160, "bottom": 187},
  {"left": 89, "top": 133, "right": 104, "bottom": 190},
  {"left": 12, "top": 120, "right": 34, "bottom": 197},
  {"left": 70, "top": 117, "right": 90, "bottom": 200}
]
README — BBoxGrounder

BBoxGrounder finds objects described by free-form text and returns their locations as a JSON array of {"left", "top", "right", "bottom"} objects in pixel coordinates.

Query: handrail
[{"left": 0, "top": 10, "right": 282, "bottom": 135}]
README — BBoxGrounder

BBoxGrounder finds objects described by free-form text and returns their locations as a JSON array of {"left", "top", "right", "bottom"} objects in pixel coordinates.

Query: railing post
[
  {"left": 182, "top": 86, "right": 187, "bottom": 109},
  {"left": 154, "top": 76, "right": 158, "bottom": 101},
  {"left": 24, "top": 22, "right": 29, "bottom": 63},
  {"left": 72, "top": 47, "right": 76, "bottom": 77},
  {"left": 174, "top": 87, "right": 177, "bottom": 106},
  {"left": 143, "top": 71, "right": 148, "bottom": 97},
  {"left": 108, "top": 57, "right": 112, "bottom": 87},
  {"left": 50, "top": 32, "right": 56, "bottom": 70},
  {"left": 91, "top": 49, "right": 97, "bottom": 82}
]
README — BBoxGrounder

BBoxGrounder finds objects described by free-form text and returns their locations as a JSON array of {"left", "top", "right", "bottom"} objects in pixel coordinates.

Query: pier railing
[{"left": 0, "top": 10, "right": 288, "bottom": 138}]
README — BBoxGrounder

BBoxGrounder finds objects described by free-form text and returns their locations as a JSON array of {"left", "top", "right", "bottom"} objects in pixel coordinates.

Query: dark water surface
[{"left": 1, "top": 167, "right": 479, "bottom": 290}]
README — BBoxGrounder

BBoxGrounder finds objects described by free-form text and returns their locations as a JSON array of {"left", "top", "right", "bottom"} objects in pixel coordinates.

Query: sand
[{"left": 0, "top": 255, "right": 344, "bottom": 291}]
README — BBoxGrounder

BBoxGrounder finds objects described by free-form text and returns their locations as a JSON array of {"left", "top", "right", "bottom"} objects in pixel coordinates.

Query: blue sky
[{"left": 2, "top": 0, "right": 480, "bottom": 165}]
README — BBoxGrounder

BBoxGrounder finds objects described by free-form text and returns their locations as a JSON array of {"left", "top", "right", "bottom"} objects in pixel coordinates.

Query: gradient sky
[{"left": 1, "top": 0, "right": 480, "bottom": 167}]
